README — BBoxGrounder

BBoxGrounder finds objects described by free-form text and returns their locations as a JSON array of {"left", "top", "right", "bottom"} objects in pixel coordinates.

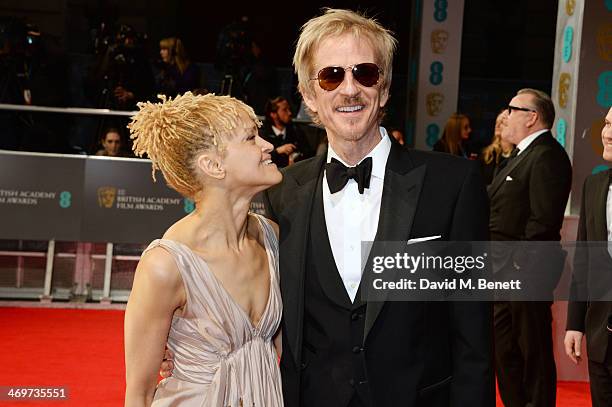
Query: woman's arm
[{"left": 124, "top": 247, "right": 185, "bottom": 407}]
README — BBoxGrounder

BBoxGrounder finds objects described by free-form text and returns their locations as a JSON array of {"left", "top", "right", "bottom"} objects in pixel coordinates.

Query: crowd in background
[{"left": 0, "top": 15, "right": 503, "bottom": 165}]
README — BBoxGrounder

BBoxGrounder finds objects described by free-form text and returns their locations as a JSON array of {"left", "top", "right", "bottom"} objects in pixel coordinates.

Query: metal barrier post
[
  {"left": 40, "top": 239, "right": 55, "bottom": 303},
  {"left": 100, "top": 242, "right": 113, "bottom": 304},
  {"left": 16, "top": 240, "right": 24, "bottom": 288}
]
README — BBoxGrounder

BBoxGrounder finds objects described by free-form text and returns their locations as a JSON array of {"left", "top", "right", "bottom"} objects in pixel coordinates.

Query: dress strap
[{"left": 251, "top": 213, "right": 279, "bottom": 279}]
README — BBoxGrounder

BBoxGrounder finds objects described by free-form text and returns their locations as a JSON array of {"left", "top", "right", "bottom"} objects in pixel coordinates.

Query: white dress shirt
[
  {"left": 271, "top": 125, "right": 286, "bottom": 139},
  {"left": 516, "top": 129, "right": 549, "bottom": 154},
  {"left": 323, "top": 127, "right": 391, "bottom": 302}
]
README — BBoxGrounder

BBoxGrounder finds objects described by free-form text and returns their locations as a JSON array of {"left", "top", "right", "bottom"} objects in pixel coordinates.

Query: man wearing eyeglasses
[
  {"left": 263, "top": 8, "right": 494, "bottom": 407},
  {"left": 488, "top": 89, "right": 572, "bottom": 407}
]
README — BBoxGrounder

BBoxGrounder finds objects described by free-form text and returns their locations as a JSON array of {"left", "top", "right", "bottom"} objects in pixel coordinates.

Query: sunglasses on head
[{"left": 311, "top": 63, "right": 382, "bottom": 91}]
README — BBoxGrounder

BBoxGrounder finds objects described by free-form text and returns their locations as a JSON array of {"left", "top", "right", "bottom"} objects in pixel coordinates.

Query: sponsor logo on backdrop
[
  {"left": 0, "top": 189, "right": 60, "bottom": 206},
  {"left": 556, "top": 119, "right": 567, "bottom": 148},
  {"left": 97, "top": 186, "right": 181, "bottom": 211},
  {"left": 431, "top": 30, "right": 449, "bottom": 54},
  {"left": 559, "top": 73, "right": 571, "bottom": 108},
  {"left": 426, "top": 124, "right": 441, "bottom": 147},
  {"left": 563, "top": 26, "right": 574, "bottom": 63},
  {"left": 565, "top": 0, "right": 575, "bottom": 16},
  {"left": 97, "top": 186, "right": 116, "bottom": 208},
  {"left": 426, "top": 92, "right": 444, "bottom": 116},
  {"left": 590, "top": 117, "right": 606, "bottom": 156},
  {"left": 597, "top": 24, "right": 612, "bottom": 62},
  {"left": 429, "top": 61, "right": 444, "bottom": 85},
  {"left": 597, "top": 71, "right": 612, "bottom": 108}
]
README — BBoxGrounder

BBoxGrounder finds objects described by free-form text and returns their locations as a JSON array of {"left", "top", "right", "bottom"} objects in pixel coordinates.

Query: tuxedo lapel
[
  {"left": 593, "top": 172, "right": 610, "bottom": 241},
  {"left": 277, "top": 154, "right": 326, "bottom": 366},
  {"left": 363, "top": 145, "right": 426, "bottom": 342},
  {"left": 487, "top": 141, "right": 534, "bottom": 198},
  {"left": 311, "top": 173, "right": 353, "bottom": 309}
]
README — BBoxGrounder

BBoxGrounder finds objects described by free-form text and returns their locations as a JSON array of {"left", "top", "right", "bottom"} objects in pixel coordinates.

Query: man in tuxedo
[
  {"left": 259, "top": 96, "right": 313, "bottom": 167},
  {"left": 488, "top": 89, "right": 572, "bottom": 407},
  {"left": 263, "top": 9, "right": 494, "bottom": 407},
  {"left": 564, "top": 106, "right": 612, "bottom": 407}
]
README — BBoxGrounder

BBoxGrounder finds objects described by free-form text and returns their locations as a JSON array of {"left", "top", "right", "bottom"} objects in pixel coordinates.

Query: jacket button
[
  {"left": 349, "top": 379, "right": 355, "bottom": 386},
  {"left": 351, "top": 312, "right": 360, "bottom": 321},
  {"left": 352, "top": 346, "right": 362, "bottom": 354}
]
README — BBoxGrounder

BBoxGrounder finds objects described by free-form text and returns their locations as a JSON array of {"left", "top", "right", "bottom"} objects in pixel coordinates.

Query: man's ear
[
  {"left": 379, "top": 86, "right": 390, "bottom": 108},
  {"left": 196, "top": 153, "right": 225, "bottom": 180},
  {"left": 300, "top": 86, "right": 318, "bottom": 113},
  {"left": 527, "top": 111, "right": 539, "bottom": 128}
]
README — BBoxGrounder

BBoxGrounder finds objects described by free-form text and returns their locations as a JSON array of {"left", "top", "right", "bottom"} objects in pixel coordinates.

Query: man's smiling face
[{"left": 302, "top": 33, "right": 389, "bottom": 149}]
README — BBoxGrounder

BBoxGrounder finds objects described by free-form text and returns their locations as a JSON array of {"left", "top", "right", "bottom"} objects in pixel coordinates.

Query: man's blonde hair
[
  {"left": 128, "top": 92, "right": 260, "bottom": 198},
  {"left": 294, "top": 8, "right": 397, "bottom": 100}
]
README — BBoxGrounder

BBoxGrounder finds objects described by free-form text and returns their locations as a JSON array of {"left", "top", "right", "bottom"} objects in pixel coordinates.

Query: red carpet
[
  {"left": 0, "top": 307, "right": 592, "bottom": 406},
  {"left": 0, "top": 307, "right": 124, "bottom": 406}
]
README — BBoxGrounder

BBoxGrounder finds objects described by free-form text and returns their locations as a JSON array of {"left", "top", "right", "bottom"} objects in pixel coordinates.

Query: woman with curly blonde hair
[{"left": 124, "top": 92, "right": 284, "bottom": 407}]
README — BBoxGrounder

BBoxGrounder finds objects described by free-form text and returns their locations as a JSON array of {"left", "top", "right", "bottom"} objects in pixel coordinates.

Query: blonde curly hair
[{"left": 128, "top": 92, "right": 260, "bottom": 198}]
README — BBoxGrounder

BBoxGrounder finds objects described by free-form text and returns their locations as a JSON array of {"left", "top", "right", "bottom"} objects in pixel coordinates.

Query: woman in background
[
  {"left": 124, "top": 92, "right": 283, "bottom": 407},
  {"left": 433, "top": 113, "right": 472, "bottom": 157},
  {"left": 95, "top": 127, "right": 125, "bottom": 157},
  {"left": 480, "top": 110, "right": 514, "bottom": 185},
  {"left": 156, "top": 37, "right": 199, "bottom": 97}
]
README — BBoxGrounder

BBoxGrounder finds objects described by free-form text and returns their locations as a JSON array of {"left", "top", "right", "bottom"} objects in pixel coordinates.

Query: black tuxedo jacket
[
  {"left": 567, "top": 170, "right": 612, "bottom": 363},
  {"left": 259, "top": 121, "right": 314, "bottom": 168},
  {"left": 264, "top": 140, "right": 494, "bottom": 407},
  {"left": 488, "top": 131, "right": 572, "bottom": 242}
]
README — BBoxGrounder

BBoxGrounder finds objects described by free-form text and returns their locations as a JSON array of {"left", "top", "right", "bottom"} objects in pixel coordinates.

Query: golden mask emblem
[
  {"left": 97, "top": 186, "right": 117, "bottom": 208},
  {"left": 426, "top": 92, "right": 444, "bottom": 117},
  {"left": 558, "top": 73, "right": 571, "bottom": 108},
  {"left": 590, "top": 117, "right": 606, "bottom": 157},
  {"left": 431, "top": 30, "right": 449, "bottom": 54},
  {"left": 565, "top": 0, "right": 575, "bottom": 16},
  {"left": 597, "top": 24, "right": 612, "bottom": 62}
]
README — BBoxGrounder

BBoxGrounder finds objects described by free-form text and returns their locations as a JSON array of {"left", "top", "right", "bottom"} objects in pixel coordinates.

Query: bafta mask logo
[
  {"left": 426, "top": 92, "right": 444, "bottom": 117},
  {"left": 565, "top": 0, "right": 575, "bottom": 16},
  {"left": 597, "top": 24, "right": 612, "bottom": 62},
  {"left": 431, "top": 30, "right": 449, "bottom": 54},
  {"left": 558, "top": 73, "right": 571, "bottom": 108},
  {"left": 97, "top": 186, "right": 117, "bottom": 208}
]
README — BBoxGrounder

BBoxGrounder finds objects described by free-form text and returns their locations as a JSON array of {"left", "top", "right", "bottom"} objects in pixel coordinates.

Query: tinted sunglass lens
[
  {"left": 318, "top": 67, "right": 345, "bottom": 91},
  {"left": 353, "top": 63, "right": 380, "bottom": 87}
]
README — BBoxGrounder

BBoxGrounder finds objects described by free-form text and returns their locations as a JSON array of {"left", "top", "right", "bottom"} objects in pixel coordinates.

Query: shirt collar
[
  {"left": 272, "top": 125, "right": 286, "bottom": 137},
  {"left": 326, "top": 127, "right": 391, "bottom": 180},
  {"left": 516, "top": 129, "right": 548, "bottom": 154}
]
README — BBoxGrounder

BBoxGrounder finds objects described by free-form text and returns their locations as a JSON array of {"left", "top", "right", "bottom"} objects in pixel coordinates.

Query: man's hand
[
  {"left": 159, "top": 348, "right": 175, "bottom": 378},
  {"left": 276, "top": 144, "right": 296, "bottom": 155},
  {"left": 564, "top": 330, "right": 584, "bottom": 364}
]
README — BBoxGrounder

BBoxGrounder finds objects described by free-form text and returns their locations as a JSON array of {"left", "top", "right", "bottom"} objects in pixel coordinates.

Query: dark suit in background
[
  {"left": 567, "top": 170, "right": 612, "bottom": 407},
  {"left": 488, "top": 131, "right": 572, "bottom": 407},
  {"left": 259, "top": 121, "right": 314, "bottom": 168},
  {"left": 265, "top": 141, "right": 494, "bottom": 407}
]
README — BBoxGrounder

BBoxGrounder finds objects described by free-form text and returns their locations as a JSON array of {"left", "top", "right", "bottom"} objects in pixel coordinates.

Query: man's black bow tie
[{"left": 325, "top": 157, "right": 373, "bottom": 194}]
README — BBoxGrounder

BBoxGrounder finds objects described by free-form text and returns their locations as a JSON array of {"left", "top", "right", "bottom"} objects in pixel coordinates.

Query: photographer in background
[
  {"left": 87, "top": 23, "right": 154, "bottom": 111},
  {"left": 0, "top": 17, "right": 71, "bottom": 153}
]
